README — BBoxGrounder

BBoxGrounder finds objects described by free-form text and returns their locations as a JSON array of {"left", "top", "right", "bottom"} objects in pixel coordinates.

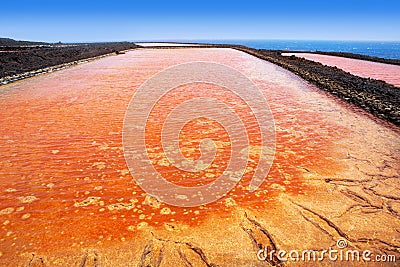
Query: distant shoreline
[{"left": 138, "top": 39, "right": 400, "bottom": 60}]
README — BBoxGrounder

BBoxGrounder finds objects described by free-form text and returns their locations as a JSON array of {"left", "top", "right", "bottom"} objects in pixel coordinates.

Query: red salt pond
[
  {"left": 0, "top": 48, "right": 399, "bottom": 262},
  {"left": 282, "top": 52, "right": 400, "bottom": 87}
]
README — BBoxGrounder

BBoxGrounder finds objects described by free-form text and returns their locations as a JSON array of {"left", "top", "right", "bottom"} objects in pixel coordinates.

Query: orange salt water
[
  {"left": 0, "top": 48, "right": 398, "bottom": 262},
  {"left": 282, "top": 52, "right": 400, "bottom": 87}
]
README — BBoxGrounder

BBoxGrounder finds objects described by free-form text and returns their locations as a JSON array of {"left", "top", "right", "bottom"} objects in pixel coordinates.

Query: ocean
[{"left": 169, "top": 40, "right": 400, "bottom": 60}]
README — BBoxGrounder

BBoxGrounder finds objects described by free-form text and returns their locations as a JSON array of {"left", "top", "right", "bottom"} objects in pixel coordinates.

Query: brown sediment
[{"left": 0, "top": 48, "right": 399, "bottom": 265}]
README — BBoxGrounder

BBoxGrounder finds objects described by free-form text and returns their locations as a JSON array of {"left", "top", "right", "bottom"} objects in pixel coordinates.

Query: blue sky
[{"left": 1, "top": 0, "right": 399, "bottom": 42}]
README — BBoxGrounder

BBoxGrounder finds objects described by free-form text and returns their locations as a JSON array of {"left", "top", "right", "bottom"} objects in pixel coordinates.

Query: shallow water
[
  {"left": 282, "top": 52, "right": 400, "bottom": 87},
  {"left": 0, "top": 48, "right": 398, "bottom": 261}
]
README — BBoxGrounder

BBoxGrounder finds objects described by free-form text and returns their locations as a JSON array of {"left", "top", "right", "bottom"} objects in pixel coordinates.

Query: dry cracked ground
[{"left": 0, "top": 48, "right": 399, "bottom": 266}]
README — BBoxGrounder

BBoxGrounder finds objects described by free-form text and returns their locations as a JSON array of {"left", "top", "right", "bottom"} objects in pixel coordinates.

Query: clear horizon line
[{"left": 3, "top": 36, "right": 400, "bottom": 44}]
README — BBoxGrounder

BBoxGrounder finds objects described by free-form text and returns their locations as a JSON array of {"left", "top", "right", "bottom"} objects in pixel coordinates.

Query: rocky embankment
[
  {"left": 0, "top": 40, "right": 139, "bottom": 83},
  {"left": 234, "top": 47, "right": 400, "bottom": 126},
  {"left": 266, "top": 48, "right": 400, "bottom": 66},
  {"left": 305, "top": 51, "right": 400, "bottom": 66}
]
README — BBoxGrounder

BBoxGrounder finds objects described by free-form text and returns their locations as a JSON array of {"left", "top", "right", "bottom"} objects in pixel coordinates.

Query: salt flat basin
[
  {"left": 0, "top": 48, "right": 399, "bottom": 265},
  {"left": 135, "top": 42, "right": 200, "bottom": 47},
  {"left": 282, "top": 52, "right": 400, "bottom": 87}
]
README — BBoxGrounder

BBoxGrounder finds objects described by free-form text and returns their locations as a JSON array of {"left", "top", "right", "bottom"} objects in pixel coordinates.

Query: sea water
[{"left": 160, "top": 39, "right": 400, "bottom": 60}]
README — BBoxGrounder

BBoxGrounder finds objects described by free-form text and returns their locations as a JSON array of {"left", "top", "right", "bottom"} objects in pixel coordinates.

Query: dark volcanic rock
[
  {"left": 234, "top": 47, "right": 400, "bottom": 126},
  {"left": 0, "top": 42, "right": 139, "bottom": 79},
  {"left": 0, "top": 37, "right": 47, "bottom": 46}
]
